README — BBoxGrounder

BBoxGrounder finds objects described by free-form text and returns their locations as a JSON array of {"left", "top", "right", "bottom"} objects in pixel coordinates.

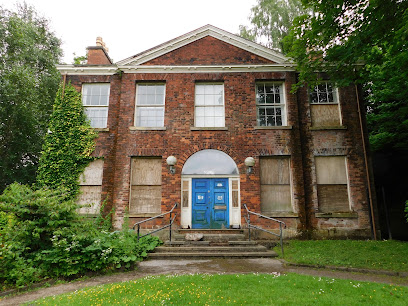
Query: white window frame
[
  {"left": 135, "top": 83, "right": 166, "bottom": 127},
  {"left": 256, "top": 82, "right": 287, "bottom": 126},
  {"left": 180, "top": 175, "right": 241, "bottom": 229},
  {"left": 194, "top": 83, "right": 225, "bottom": 127},
  {"left": 309, "top": 81, "right": 338, "bottom": 104},
  {"left": 82, "top": 83, "right": 110, "bottom": 128}
]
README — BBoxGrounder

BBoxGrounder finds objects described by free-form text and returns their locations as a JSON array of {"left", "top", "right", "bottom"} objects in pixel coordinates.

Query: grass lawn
[
  {"left": 32, "top": 273, "right": 407, "bottom": 305},
  {"left": 277, "top": 240, "right": 408, "bottom": 272}
]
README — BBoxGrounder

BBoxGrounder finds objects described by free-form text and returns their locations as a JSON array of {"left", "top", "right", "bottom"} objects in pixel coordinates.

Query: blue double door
[{"left": 192, "top": 178, "right": 229, "bottom": 229}]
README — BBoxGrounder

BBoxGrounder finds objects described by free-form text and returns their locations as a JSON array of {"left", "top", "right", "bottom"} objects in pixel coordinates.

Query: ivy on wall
[{"left": 36, "top": 82, "right": 98, "bottom": 200}]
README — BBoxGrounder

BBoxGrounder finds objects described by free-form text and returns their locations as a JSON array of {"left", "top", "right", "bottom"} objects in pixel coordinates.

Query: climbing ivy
[{"left": 36, "top": 82, "right": 98, "bottom": 200}]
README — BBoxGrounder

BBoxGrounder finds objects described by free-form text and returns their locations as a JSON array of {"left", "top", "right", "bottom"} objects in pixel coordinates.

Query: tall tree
[
  {"left": 283, "top": 0, "right": 408, "bottom": 152},
  {"left": 36, "top": 83, "right": 97, "bottom": 200},
  {"left": 239, "top": 0, "right": 308, "bottom": 53},
  {"left": 0, "top": 3, "right": 62, "bottom": 192}
]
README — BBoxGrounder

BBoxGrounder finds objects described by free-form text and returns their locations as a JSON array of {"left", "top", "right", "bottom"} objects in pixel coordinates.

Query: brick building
[{"left": 58, "top": 25, "right": 376, "bottom": 238}]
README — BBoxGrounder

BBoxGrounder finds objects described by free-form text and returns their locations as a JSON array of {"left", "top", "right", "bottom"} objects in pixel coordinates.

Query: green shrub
[
  {"left": 0, "top": 241, "right": 44, "bottom": 287},
  {"left": 36, "top": 83, "right": 97, "bottom": 200},
  {"left": 0, "top": 183, "right": 82, "bottom": 254},
  {"left": 40, "top": 232, "right": 160, "bottom": 277},
  {"left": 0, "top": 183, "right": 82, "bottom": 285},
  {"left": 0, "top": 183, "right": 161, "bottom": 287}
]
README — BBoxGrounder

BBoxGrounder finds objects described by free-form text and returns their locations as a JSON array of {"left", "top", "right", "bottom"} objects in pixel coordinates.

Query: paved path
[{"left": 1, "top": 258, "right": 407, "bottom": 305}]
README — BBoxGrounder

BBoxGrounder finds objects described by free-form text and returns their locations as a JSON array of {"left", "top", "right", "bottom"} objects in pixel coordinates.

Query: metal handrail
[
  {"left": 243, "top": 203, "right": 286, "bottom": 256},
  {"left": 132, "top": 202, "right": 178, "bottom": 241}
]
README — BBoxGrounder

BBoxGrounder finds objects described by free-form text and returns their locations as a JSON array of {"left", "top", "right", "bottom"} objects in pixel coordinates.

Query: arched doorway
[{"left": 180, "top": 149, "right": 241, "bottom": 229}]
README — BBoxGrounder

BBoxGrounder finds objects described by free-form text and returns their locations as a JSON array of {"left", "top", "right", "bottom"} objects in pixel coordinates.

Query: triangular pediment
[{"left": 117, "top": 25, "right": 290, "bottom": 66}]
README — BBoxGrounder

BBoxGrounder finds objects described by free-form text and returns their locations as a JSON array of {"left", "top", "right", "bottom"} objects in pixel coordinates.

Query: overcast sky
[{"left": 2, "top": 0, "right": 257, "bottom": 64}]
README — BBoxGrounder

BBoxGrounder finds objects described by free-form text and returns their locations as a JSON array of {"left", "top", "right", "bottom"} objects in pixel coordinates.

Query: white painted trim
[
  {"left": 255, "top": 81, "right": 288, "bottom": 127},
  {"left": 336, "top": 88, "right": 343, "bottom": 126},
  {"left": 119, "top": 64, "right": 296, "bottom": 74},
  {"left": 57, "top": 65, "right": 117, "bottom": 75},
  {"left": 134, "top": 83, "right": 166, "bottom": 128},
  {"left": 182, "top": 174, "right": 240, "bottom": 178},
  {"left": 194, "top": 83, "right": 225, "bottom": 128},
  {"left": 57, "top": 64, "right": 296, "bottom": 75},
  {"left": 181, "top": 175, "right": 241, "bottom": 229},
  {"left": 181, "top": 177, "right": 192, "bottom": 228},
  {"left": 81, "top": 83, "right": 111, "bottom": 129},
  {"left": 229, "top": 177, "right": 241, "bottom": 228},
  {"left": 117, "top": 25, "right": 290, "bottom": 66}
]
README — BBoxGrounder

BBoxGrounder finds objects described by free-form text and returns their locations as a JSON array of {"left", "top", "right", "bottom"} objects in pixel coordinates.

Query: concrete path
[{"left": 1, "top": 258, "right": 407, "bottom": 305}]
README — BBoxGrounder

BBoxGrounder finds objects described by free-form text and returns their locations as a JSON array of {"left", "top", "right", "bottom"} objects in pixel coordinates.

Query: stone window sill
[
  {"left": 129, "top": 126, "right": 166, "bottom": 131},
  {"left": 309, "top": 126, "right": 347, "bottom": 131},
  {"left": 315, "top": 212, "right": 358, "bottom": 218},
  {"left": 129, "top": 213, "right": 163, "bottom": 218},
  {"left": 94, "top": 128, "right": 109, "bottom": 132},
  {"left": 261, "top": 212, "right": 298, "bottom": 218},
  {"left": 254, "top": 126, "right": 293, "bottom": 130},
  {"left": 190, "top": 127, "right": 228, "bottom": 131}
]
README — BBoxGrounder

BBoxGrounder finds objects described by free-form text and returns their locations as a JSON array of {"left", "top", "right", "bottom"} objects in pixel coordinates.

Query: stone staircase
[{"left": 148, "top": 229, "right": 278, "bottom": 259}]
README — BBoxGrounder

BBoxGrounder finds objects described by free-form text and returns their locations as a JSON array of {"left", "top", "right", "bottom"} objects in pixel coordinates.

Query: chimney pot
[{"left": 86, "top": 37, "right": 112, "bottom": 65}]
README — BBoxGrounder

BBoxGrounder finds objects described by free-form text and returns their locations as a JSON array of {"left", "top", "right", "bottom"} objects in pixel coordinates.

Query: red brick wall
[
  {"left": 66, "top": 40, "right": 373, "bottom": 237},
  {"left": 142, "top": 36, "right": 275, "bottom": 66}
]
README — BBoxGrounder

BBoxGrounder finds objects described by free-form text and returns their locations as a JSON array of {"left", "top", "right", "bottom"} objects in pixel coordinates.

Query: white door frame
[{"left": 180, "top": 175, "right": 241, "bottom": 229}]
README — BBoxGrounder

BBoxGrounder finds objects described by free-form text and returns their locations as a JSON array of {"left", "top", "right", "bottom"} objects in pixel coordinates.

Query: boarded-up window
[
  {"left": 260, "top": 157, "right": 292, "bottom": 213},
  {"left": 130, "top": 157, "right": 162, "bottom": 214},
  {"left": 310, "top": 82, "right": 341, "bottom": 127},
  {"left": 315, "top": 156, "right": 349, "bottom": 212},
  {"left": 78, "top": 159, "right": 104, "bottom": 215}
]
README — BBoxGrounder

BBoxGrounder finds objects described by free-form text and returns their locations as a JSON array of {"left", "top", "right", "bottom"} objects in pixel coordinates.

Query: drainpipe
[{"left": 355, "top": 84, "right": 377, "bottom": 240}]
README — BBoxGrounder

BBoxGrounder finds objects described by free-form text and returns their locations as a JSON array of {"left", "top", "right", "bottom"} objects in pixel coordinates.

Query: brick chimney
[{"left": 86, "top": 37, "right": 113, "bottom": 65}]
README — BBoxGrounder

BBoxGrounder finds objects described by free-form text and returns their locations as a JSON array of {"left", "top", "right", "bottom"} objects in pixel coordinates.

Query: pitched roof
[{"left": 117, "top": 24, "right": 290, "bottom": 66}]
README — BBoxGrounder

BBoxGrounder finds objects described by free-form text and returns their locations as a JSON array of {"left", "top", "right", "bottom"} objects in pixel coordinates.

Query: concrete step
[
  {"left": 228, "top": 240, "right": 258, "bottom": 246},
  {"left": 173, "top": 234, "right": 246, "bottom": 242},
  {"left": 148, "top": 251, "right": 277, "bottom": 259},
  {"left": 164, "top": 241, "right": 210, "bottom": 246},
  {"left": 155, "top": 245, "right": 267, "bottom": 253},
  {"left": 164, "top": 240, "right": 257, "bottom": 246}
]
